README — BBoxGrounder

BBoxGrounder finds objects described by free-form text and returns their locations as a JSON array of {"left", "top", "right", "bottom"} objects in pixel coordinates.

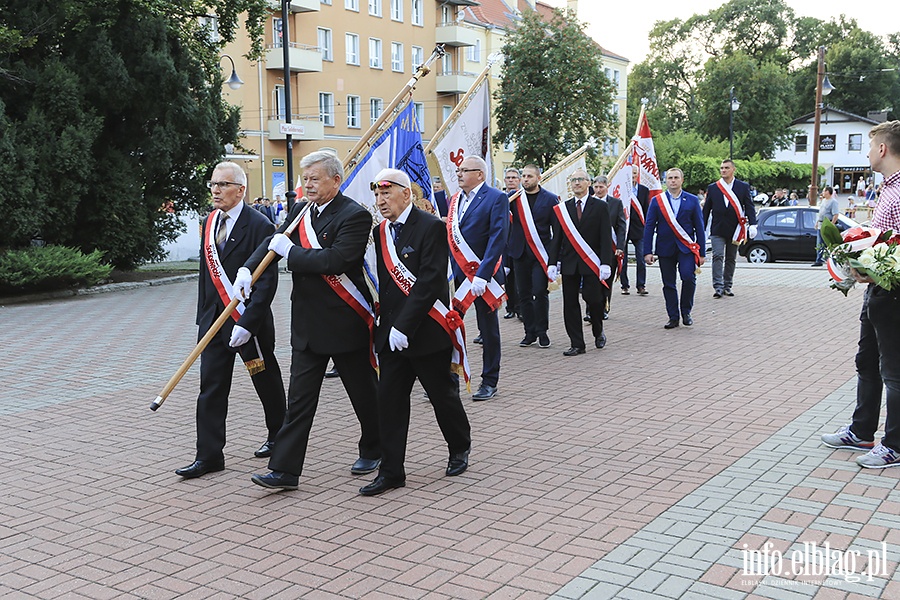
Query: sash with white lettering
[
  {"left": 446, "top": 190, "right": 506, "bottom": 311},
  {"left": 656, "top": 192, "right": 702, "bottom": 266},
  {"left": 203, "top": 209, "right": 245, "bottom": 323},
  {"left": 378, "top": 221, "right": 471, "bottom": 386},
  {"left": 715, "top": 179, "right": 748, "bottom": 245},
  {"left": 512, "top": 190, "right": 553, "bottom": 281},
  {"left": 297, "top": 209, "right": 377, "bottom": 369},
  {"left": 552, "top": 201, "right": 609, "bottom": 289}
]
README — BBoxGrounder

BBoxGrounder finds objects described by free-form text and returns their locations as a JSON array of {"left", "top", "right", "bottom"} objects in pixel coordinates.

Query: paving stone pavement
[{"left": 1, "top": 262, "right": 897, "bottom": 599}]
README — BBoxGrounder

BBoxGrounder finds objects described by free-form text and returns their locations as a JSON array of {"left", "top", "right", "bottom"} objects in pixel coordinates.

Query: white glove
[
  {"left": 748, "top": 225, "right": 758, "bottom": 239},
  {"left": 388, "top": 327, "right": 409, "bottom": 352},
  {"left": 470, "top": 276, "right": 488, "bottom": 297},
  {"left": 547, "top": 265, "right": 559, "bottom": 281},
  {"left": 268, "top": 233, "right": 294, "bottom": 258},
  {"left": 234, "top": 267, "right": 253, "bottom": 300},
  {"left": 599, "top": 264, "right": 611, "bottom": 280},
  {"left": 229, "top": 324, "right": 252, "bottom": 348}
]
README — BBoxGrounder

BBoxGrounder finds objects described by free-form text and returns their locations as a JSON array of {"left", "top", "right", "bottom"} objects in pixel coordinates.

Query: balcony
[
  {"left": 436, "top": 71, "right": 478, "bottom": 94},
  {"left": 267, "top": 0, "right": 319, "bottom": 12},
  {"left": 265, "top": 43, "right": 323, "bottom": 72},
  {"left": 267, "top": 115, "right": 325, "bottom": 141},
  {"left": 435, "top": 23, "right": 480, "bottom": 47}
]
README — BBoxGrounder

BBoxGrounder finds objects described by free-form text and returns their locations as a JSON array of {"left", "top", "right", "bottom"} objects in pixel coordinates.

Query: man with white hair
[{"left": 237, "top": 150, "right": 381, "bottom": 491}]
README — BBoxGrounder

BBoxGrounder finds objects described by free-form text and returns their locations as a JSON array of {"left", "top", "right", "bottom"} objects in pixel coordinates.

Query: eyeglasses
[
  {"left": 456, "top": 168, "right": 481, "bottom": 174},
  {"left": 570, "top": 177, "right": 589, "bottom": 183},
  {"left": 206, "top": 180, "right": 243, "bottom": 189}
]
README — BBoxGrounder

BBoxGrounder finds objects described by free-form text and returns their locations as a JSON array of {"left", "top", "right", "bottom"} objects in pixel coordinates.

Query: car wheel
[{"left": 746, "top": 244, "right": 771, "bottom": 263}]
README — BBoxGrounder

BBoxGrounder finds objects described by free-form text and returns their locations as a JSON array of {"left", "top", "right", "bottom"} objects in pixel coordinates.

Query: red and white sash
[
  {"left": 715, "top": 179, "right": 748, "bottom": 244},
  {"left": 656, "top": 192, "right": 702, "bottom": 266},
  {"left": 446, "top": 190, "right": 506, "bottom": 311},
  {"left": 378, "top": 222, "right": 470, "bottom": 385},
  {"left": 203, "top": 210, "right": 245, "bottom": 322},
  {"left": 552, "top": 201, "right": 609, "bottom": 288},
  {"left": 511, "top": 190, "right": 552, "bottom": 281},
  {"left": 297, "top": 209, "right": 377, "bottom": 369},
  {"left": 631, "top": 187, "right": 645, "bottom": 226}
]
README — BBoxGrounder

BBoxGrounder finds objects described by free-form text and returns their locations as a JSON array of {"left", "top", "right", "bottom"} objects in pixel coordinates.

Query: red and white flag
[
  {"left": 632, "top": 112, "right": 662, "bottom": 205},
  {"left": 430, "top": 79, "right": 492, "bottom": 199}
]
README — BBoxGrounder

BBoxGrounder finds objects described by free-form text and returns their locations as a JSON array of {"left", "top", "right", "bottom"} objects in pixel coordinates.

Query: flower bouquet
[{"left": 820, "top": 219, "right": 900, "bottom": 295}]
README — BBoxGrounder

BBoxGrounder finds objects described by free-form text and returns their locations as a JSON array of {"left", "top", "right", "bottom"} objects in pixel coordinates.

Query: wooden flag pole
[
  {"left": 506, "top": 142, "right": 593, "bottom": 204},
  {"left": 605, "top": 140, "right": 635, "bottom": 180}
]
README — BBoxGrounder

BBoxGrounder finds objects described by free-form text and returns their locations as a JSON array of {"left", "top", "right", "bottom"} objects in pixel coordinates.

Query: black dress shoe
[
  {"left": 682, "top": 314, "right": 693, "bottom": 326},
  {"left": 358, "top": 475, "right": 406, "bottom": 496},
  {"left": 324, "top": 366, "right": 340, "bottom": 378},
  {"left": 350, "top": 457, "right": 381, "bottom": 475},
  {"left": 503, "top": 311, "right": 516, "bottom": 319},
  {"left": 472, "top": 384, "right": 497, "bottom": 401},
  {"left": 254, "top": 440, "right": 275, "bottom": 458},
  {"left": 175, "top": 460, "right": 224, "bottom": 479},
  {"left": 583, "top": 314, "right": 592, "bottom": 323},
  {"left": 250, "top": 471, "right": 299, "bottom": 491},
  {"left": 473, "top": 335, "right": 483, "bottom": 345},
  {"left": 664, "top": 319, "right": 679, "bottom": 329},
  {"left": 446, "top": 450, "right": 469, "bottom": 476},
  {"left": 723, "top": 289, "right": 734, "bottom": 297},
  {"left": 519, "top": 335, "right": 537, "bottom": 347},
  {"left": 713, "top": 291, "right": 722, "bottom": 299},
  {"left": 563, "top": 346, "right": 586, "bottom": 356},
  {"left": 595, "top": 333, "right": 607, "bottom": 349}
]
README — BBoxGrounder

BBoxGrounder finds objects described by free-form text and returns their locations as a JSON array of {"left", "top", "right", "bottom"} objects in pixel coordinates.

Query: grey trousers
[{"left": 711, "top": 235, "right": 738, "bottom": 292}]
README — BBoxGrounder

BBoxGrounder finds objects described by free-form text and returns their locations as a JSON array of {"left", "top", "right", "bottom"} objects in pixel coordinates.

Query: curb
[{"left": 0, "top": 274, "right": 199, "bottom": 306}]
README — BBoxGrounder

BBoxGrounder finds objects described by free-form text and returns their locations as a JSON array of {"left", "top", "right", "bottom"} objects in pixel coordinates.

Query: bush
[{"left": 0, "top": 245, "right": 112, "bottom": 294}]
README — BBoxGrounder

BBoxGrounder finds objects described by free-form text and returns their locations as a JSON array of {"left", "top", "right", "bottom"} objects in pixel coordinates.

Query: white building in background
[{"left": 773, "top": 107, "right": 884, "bottom": 195}]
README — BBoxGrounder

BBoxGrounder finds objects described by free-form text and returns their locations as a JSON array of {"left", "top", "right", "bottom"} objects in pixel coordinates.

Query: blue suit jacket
[
  {"left": 508, "top": 186, "right": 558, "bottom": 260},
  {"left": 642, "top": 191, "right": 706, "bottom": 258},
  {"left": 451, "top": 183, "right": 510, "bottom": 284}
]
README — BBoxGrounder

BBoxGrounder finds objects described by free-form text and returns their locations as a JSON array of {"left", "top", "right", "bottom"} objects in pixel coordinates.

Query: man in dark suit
[
  {"left": 592, "top": 175, "right": 627, "bottom": 319},
  {"left": 448, "top": 156, "right": 509, "bottom": 401},
  {"left": 502, "top": 168, "right": 521, "bottom": 321},
  {"left": 236, "top": 150, "right": 381, "bottom": 491},
  {"left": 548, "top": 169, "right": 614, "bottom": 355},
  {"left": 620, "top": 165, "right": 651, "bottom": 296},
  {"left": 175, "top": 162, "right": 286, "bottom": 480},
  {"left": 643, "top": 168, "right": 706, "bottom": 329},
  {"left": 358, "top": 168, "right": 472, "bottom": 496},
  {"left": 703, "top": 159, "right": 757, "bottom": 298},
  {"left": 509, "top": 164, "right": 557, "bottom": 348}
]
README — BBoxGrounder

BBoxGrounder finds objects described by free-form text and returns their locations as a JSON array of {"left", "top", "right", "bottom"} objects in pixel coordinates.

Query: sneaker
[
  {"left": 821, "top": 425, "right": 875, "bottom": 451},
  {"left": 856, "top": 443, "right": 900, "bottom": 469},
  {"left": 519, "top": 335, "right": 537, "bottom": 347},
  {"left": 538, "top": 334, "right": 551, "bottom": 348}
]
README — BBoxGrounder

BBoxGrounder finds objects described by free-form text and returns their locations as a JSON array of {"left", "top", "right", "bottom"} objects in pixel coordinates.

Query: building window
[
  {"left": 391, "top": 42, "right": 404, "bottom": 72},
  {"left": 411, "top": 0, "right": 423, "bottom": 26},
  {"left": 795, "top": 135, "right": 807, "bottom": 152},
  {"left": 440, "top": 5, "right": 452, "bottom": 25},
  {"left": 369, "top": 0, "right": 382, "bottom": 17},
  {"left": 391, "top": 0, "right": 402, "bottom": 21},
  {"left": 273, "top": 18, "right": 283, "bottom": 48},
  {"left": 274, "top": 85, "right": 286, "bottom": 120},
  {"left": 411, "top": 45, "right": 424, "bottom": 71},
  {"left": 370, "top": 98, "right": 383, "bottom": 125},
  {"left": 610, "top": 103, "right": 620, "bottom": 121},
  {"left": 317, "top": 28, "right": 333, "bottom": 61},
  {"left": 467, "top": 39, "right": 481, "bottom": 63},
  {"left": 613, "top": 69, "right": 621, "bottom": 88},
  {"left": 346, "top": 33, "right": 359, "bottom": 65},
  {"left": 849, "top": 133, "right": 863, "bottom": 152},
  {"left": 369, "top": 38, "right": 382, "bottom": 69},
  {"left": 442, "top": 105, "right": 452, "bottom": 123},
  {"left": 345, "top": 0, "right": 359, "bottom": 10},
  {"left": 442, "top": 52, "right": 453, "bottom": 75},
  {"left": 503, "top": 138, "right": 515, "bottom": 153},
  {"left": 321, "top": 0, "right": 332, "bottom": 4},
  {"left": 319, "top": 92, "right": 334, "bottom": 127},
  {"left": 347, "top": 95, "right": 361, "bottom": 128},
  {"left": 198, "top": 17, "right": 219, "bottom": 43},
  {"left": 413, "top": 102, "right": 424, "bottom": 131}
]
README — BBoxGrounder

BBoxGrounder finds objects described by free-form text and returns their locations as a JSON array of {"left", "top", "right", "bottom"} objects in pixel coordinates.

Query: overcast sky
[{"left": 542, "top": 0, "right": 899, "bottom": 67}]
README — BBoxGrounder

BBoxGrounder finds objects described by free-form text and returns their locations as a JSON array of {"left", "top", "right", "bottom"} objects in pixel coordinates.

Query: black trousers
[
  {"left": 514, "top": 253, "right": 549, "bottom": 337},
  {"left": 376, "top": 346, "right": 471, "bottom": 481},
  {"left": 196, "top": 328, "right": 286, "bottom": 463},
  {"left": 562, "top": 274, "right": 605, "bottom": 350},
  {"left": 268, "top": 347, "right": 380, "bottom": 476}
]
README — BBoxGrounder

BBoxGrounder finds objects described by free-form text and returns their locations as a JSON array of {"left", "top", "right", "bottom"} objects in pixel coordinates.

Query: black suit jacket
[
  {"left": 198, "top": 204, "right": 278, "bottom": 342},
  {"left": 245, "top": 192, "right": 373, "bottom": 355},
  {"left": 628, "top": 184, "right": 651, "bottom": 242},
  {"left": 703, "top": 178, "right": 757, "bottom": 238},
  {"left": 508, "top": 186, "right": 558, "bottom": 260},
  {"left": 597, "top": 194, "right": 627, "bottom": 250},
  {"left": 548, "top": 196, "right": 614, "bottom": 276},
  {"left": 374, "top": 207, "right": 451, "bottom": 356}
]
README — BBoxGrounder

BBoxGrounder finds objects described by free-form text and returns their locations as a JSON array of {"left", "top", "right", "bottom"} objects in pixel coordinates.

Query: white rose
[{"left": 857, "top": 249, "right": 878, "bottom": 270}]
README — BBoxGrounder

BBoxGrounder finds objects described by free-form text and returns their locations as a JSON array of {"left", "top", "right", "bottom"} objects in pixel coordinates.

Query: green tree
[
  {"left": 0, "top": 0, "right": 267, "bottom": 268},
  {"left": 495, "top": 8, "right": 616, "bottom": 169}
]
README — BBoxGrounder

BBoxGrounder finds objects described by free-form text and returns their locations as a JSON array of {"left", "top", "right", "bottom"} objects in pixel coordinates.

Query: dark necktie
[
  {"left": 311, "top": 205, "right": 319, "bottom": 223},
  {"left": 215, "top": 213, "right": 229, "bottom": 250},
  {"left": 576, "top": 199, "right": 582, "bottom": 222},
  {"left": 390, "top": 221, "right": 403, "bottom": 244}
]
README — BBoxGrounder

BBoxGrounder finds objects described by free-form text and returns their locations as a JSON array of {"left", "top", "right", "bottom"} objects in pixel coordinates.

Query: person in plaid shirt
[{"left": 821, "top": 120, "right": 900, "bottom": 468}]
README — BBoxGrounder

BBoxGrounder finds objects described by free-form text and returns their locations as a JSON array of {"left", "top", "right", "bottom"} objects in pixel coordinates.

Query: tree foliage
[
  {"left": 0, "top": 0, "right": 268, "bottom": 268},
  {"left": 495, "top": 8, "right": 616, "bottom": 169}
]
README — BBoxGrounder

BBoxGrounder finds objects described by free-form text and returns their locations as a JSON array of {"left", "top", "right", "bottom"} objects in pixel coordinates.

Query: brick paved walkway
[{"left": 1, "top": 263, "right": 896, "bottom": 599}]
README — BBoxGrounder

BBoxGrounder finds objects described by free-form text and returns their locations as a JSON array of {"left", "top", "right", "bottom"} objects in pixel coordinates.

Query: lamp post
[
  {"left": 729, "top": 86, "right": 740, "bottom": 161},
  {"left": 219, "top": 54, "right": 244, "bottom": 90},
  {"left": 810, "top": 45, "right": 835, "bottom": 206},
  {"left": 280, "top": 0, "right": 297, "bottom": 209}
]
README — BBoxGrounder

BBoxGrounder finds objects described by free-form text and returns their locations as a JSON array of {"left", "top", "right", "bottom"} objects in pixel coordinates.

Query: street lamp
[
  {"left": 280, "top": 0, "right": 297, "bottom": 209},
  {"left": 729, "top": 86, "right": 740, "bottom": 160},
  {"left": 810, "top": 45, "right": 834, "bottom": 206},
  {"left": 219, "top": 54, "right": 244, "bottom": 90}
]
